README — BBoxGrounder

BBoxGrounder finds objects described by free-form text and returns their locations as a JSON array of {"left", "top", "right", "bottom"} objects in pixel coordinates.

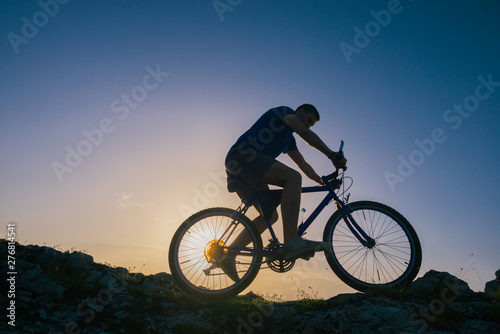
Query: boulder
[
  {"left": 408, "top": 270, "right": 473, "bottom": 297},
  {"left": 484, "top": 268, "right": 500, "bottom": 295},
  {"left": 338, "top": 300, "right": 410, "bottom": 333},
  {"left": 35, "top": 245, "right": 66, "bottom": 265},
  {"left": 67, "top": 251, "right": 94, "bottom": 271}
]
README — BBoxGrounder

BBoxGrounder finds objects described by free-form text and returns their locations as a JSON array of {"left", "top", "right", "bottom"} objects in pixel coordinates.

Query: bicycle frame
[{"left": 225, "top": 174, "right": 375, "bottom": 258}]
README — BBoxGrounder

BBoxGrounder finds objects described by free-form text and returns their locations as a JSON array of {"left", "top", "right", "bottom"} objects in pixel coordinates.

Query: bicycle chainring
[
  {"left": 266, "top": 258, "right": 295, "bottom": 273},
  {"left": 264, "top": 240, "right": 295, "bottom": 273}
]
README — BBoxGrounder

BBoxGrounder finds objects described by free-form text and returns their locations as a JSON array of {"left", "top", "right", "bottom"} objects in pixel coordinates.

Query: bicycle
[{"left": 169, "top": 141, "right": 422, "bottom": 300}]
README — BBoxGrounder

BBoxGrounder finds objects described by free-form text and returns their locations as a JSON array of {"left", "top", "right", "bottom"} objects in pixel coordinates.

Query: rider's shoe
[
  {"left": 280, "top": 237, "right": 330, "bottom": 261},
  {"left": 219, "top": 255, "right": 239, "bottom": 282},
  {"left": 299, "top": 250, "right": 316, "bottom": 261}
]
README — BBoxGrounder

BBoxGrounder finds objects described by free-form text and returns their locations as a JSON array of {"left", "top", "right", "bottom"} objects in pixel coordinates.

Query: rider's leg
[
  {"left": 221, "top": 208, "right": 278, "bottom": 282},
  {"left": 253, "top": 210, "right": 279, "bottom": 236},
  {"left": 230, "top": 210, "right": 278, "bottom": 248},
  {"left": 228, "top": 160, "right": 299, "bottom": 248},
  {"left": 261, "top": 161, "right": 330, "bottom": 260},
  {"left": 260, "top": 161, "right": 302, "bottom": 245}
]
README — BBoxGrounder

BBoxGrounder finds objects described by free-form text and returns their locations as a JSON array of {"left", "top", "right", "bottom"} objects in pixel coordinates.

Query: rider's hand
[{"left": 329, "top": 151, "right": 347, "bottom": 169}]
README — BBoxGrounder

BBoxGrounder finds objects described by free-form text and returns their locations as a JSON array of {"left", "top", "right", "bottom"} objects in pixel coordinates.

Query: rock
[
  {"left": 151, "top": 271, "right": 173, "bottom": 284},
  {"left": 3, "top": 240, "right": 499, "bottom": 334},
  {"left": 35, "top": 246, "right": 66, "bottom": 265},
  {"left": 98, "top": 271, "right": 128, "bottom": 292},
  {"left": 18, "top": 264, "right": 65, "bottom": 302},
  {"left": 115, "top": 266, "right": 129, "bottom": 275},
  {"left": 327, "top": 292, "right": 366, "bottom": 306},
  {"left": 38, "top": 309, "right": 48, "bottom": 319},
  {"left": 339, "top": 300, "right": 410, "bottom": 333},
  {"left": 17, "top": 290, "right": 33, "bottom": 303},
  {"left": 407, "top": 276, "right": 437, "bottom": 296},
  {"left": 485, "top": 280, "right": 500, "bottom": 295},
  {"left": 300, "top": 310, "right": 337, "bottom": 334},
  {"left": 273, "top": 305, "right": 297, "bottom": 323},
  {"left": 484, "top": 268, "right": 500, "bottom": 295},
  {"left": 408, "top": 269, "right": 473, "bottom": 297},
  {"left": 114, "top": 310, "right": 130, "bottom": 319},
  {"left": 130, "top": 272, "right": 146, "bottom": 283},
  {"left": 455, "top": 319, "right": 500, "bottom": 334},
  {"left": 67, "top": 251, "right": 93, "bottom": 271}
]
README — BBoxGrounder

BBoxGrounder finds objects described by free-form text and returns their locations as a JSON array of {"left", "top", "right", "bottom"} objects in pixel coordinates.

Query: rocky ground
[{"left": 1, "top": 239, "right": 499, "bottom": 334}]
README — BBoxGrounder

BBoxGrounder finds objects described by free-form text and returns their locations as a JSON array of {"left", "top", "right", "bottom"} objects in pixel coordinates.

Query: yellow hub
[{"left": 204, "top": 240, "right": 227, "bottom": 263}]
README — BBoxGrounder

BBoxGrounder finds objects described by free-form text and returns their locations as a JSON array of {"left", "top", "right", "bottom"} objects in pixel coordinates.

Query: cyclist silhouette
[{"left": 223, "top": 104, "right": 346, "bottom": 280}]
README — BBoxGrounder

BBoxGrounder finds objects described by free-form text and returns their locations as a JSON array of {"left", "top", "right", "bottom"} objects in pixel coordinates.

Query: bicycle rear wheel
[
  {"left": 169, "top": 207, "right": 263, "bottom": 300},
  {"left": 323, "top": 201, "right": 421, "bottom": 292}
]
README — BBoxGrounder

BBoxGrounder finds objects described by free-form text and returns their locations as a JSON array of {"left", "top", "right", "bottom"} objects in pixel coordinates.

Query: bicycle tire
[
  {"left": 169, "top": 207, "right": 263, "bottom": 300},
  {"left": 323, "top": 201, "right": 422, "bottom": 292}
]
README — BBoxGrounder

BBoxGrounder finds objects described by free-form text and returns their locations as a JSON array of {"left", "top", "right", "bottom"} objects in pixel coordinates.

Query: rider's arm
[
  {"left": 284, "top": 114, "right": 346, "bottom": 168},
  {"left": 287, "top": 150, "right": 323, "bottom": 185}
]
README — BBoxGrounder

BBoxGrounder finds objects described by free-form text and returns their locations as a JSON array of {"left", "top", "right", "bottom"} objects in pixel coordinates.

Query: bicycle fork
[{"left": 335, "top": 200, "right": 376, "bottom": 248}]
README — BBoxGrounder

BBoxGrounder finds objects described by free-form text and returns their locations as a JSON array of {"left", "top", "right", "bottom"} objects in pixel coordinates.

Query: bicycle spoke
[
  {"left": 170, "top": 208, "right": 263, "bottom": 298},
  {"left": 327, "top": 201, "right": 421, "bottom": 291}
]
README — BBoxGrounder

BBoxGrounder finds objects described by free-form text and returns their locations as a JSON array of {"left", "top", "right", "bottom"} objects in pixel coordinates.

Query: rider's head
[{"left": 296, "top": 104, "right": 320, "bottom": 128}]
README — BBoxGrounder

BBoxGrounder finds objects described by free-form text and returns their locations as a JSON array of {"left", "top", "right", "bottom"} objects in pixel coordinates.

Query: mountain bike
[{"left": 169, "top": 141, "right": 422, "bottom": 300}]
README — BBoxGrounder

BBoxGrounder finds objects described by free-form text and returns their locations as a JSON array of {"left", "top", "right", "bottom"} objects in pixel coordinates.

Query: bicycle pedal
[{"left": 203, "top": 263, "right": 218, "bottom": 275}]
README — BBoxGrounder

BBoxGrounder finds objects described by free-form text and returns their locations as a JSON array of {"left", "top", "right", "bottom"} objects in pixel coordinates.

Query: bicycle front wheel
[
  {"left": 169, "top": 207, "right": 263, "bottom": 300},
  {"left": 323, "top": 201, "right": 422, "bottom": 292}
]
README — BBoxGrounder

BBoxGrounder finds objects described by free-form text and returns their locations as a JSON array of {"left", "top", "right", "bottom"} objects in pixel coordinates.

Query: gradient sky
[{"left": 1, "top": 1, "right": 499, "bottom": 300}]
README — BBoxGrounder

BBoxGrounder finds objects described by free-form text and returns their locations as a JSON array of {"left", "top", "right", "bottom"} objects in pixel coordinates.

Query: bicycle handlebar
[{"left": 321, "top": 140, "right": 347, "bottom": 186}]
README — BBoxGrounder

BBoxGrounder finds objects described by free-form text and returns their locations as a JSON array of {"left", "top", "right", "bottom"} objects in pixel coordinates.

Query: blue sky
[{"left": 1, "top": 1, "right": 499, "bottom": 299}]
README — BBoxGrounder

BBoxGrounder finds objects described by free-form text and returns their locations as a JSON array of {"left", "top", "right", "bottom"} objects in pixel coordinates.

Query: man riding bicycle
[{"left": 223, "top": 104, "right": 347, "bottom": 281}]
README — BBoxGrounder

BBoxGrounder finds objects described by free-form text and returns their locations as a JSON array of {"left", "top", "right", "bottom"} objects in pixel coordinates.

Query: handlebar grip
[{"left": 338, "top": 140, "right": 346, "bottom": 171}]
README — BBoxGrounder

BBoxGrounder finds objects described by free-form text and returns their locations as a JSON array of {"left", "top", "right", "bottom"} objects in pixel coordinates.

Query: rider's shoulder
[{"left": 268, "top": 106, "right": 296, "bottom": 118}]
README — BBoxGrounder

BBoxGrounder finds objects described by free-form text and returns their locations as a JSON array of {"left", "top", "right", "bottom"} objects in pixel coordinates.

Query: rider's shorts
[{"left": 225, "top": 147, "right": 281, "bottom": 218}]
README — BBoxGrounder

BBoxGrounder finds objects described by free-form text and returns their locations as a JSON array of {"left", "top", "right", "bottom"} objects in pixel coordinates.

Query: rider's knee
[
  {"left": 287, "top": 169, "right": 302, "bottom": 186},
  {"left": 269, "top": 211, "right": 279, "bottom": 224}
]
